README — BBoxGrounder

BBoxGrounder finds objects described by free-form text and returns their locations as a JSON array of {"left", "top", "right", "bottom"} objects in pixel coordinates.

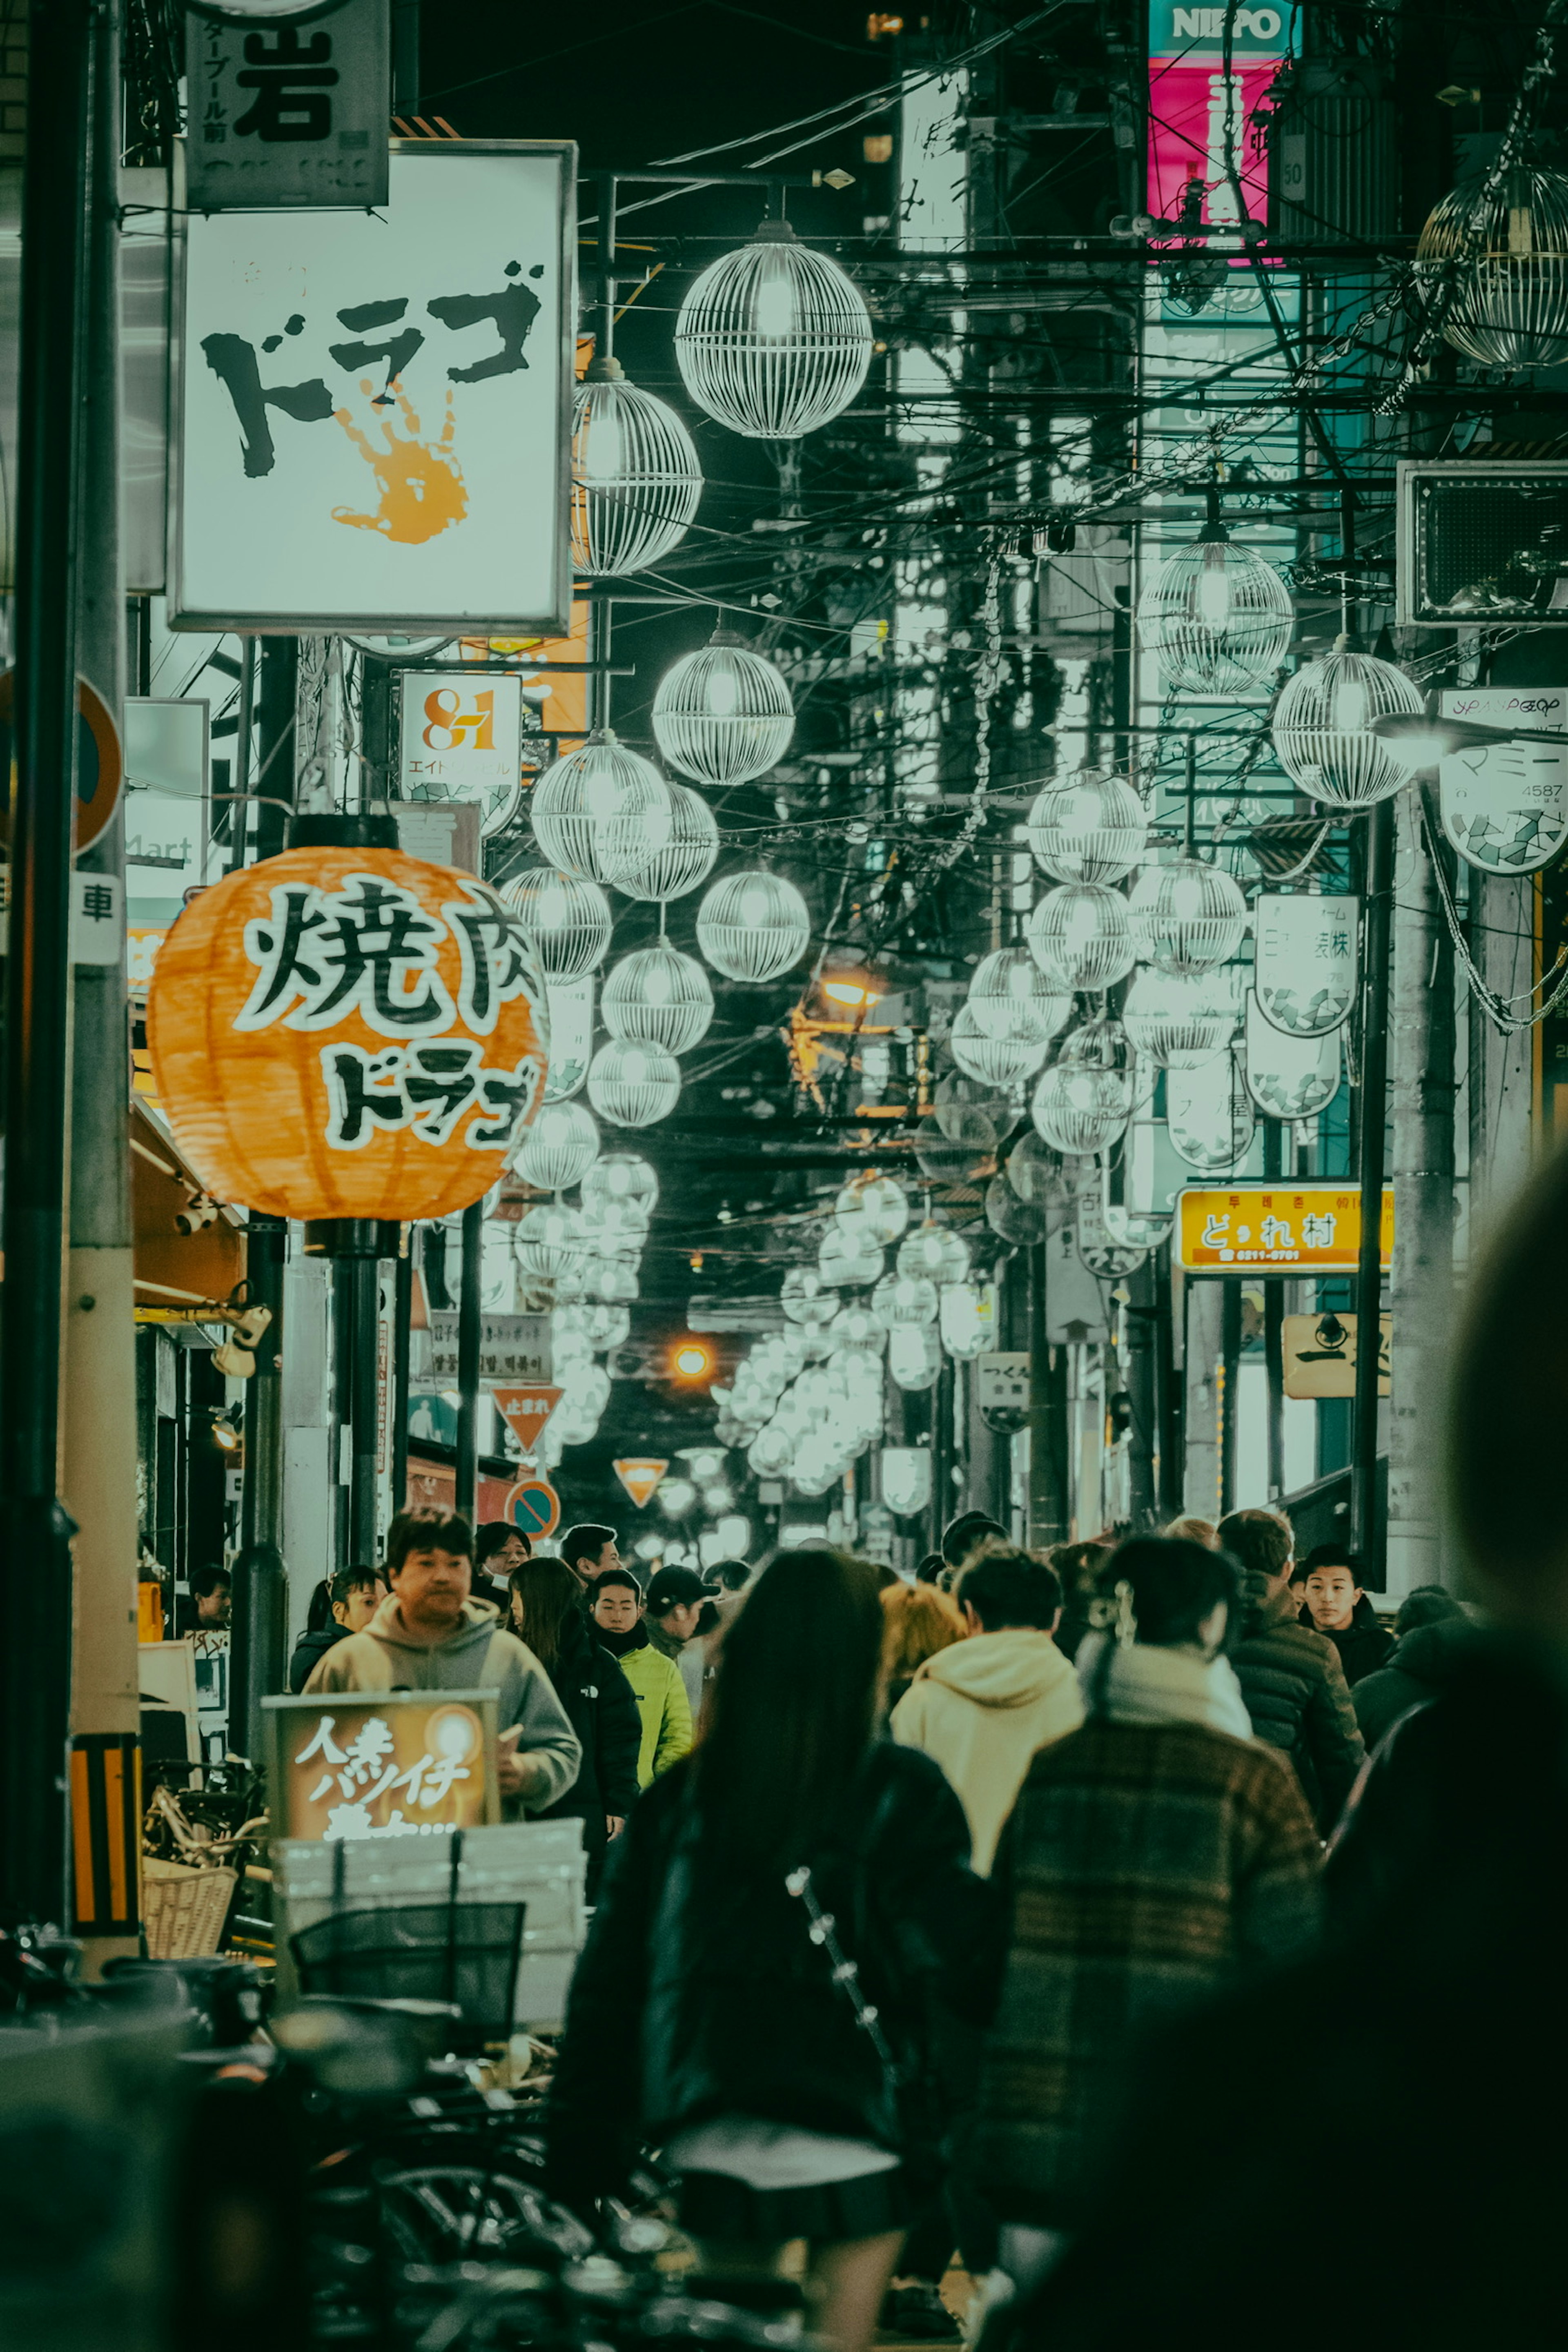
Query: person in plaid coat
[{"left": 974, "top": 1536, "right": 1321, "bottom": 2258}]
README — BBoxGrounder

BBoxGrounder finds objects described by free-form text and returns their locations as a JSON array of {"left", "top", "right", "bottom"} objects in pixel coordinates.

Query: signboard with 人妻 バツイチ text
[
  {"left": 263, "top": 1689, "right": 501, "bottom": 1844},
  {"left": 172, "top": 142, "right": 575, "bottom": 636}
]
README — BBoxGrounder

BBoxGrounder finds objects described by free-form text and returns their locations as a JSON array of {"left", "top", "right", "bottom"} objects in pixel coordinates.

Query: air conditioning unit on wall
[{"left": 1397, "top": 460, "right": 1568, "bottom": 626}]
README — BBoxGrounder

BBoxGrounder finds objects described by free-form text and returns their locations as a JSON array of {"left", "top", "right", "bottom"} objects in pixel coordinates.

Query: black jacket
[
  {"left": 544, "top": 1741, "right": 998, "bottom": 2205},
  {"left": 1232, "top": 1579, "right": 1364, "bottom": 1833},
  {"left": 535, "top": 1610, "right": 642, "bottom": 1853},
  {"left": 288, "top": 1623, "right": 346, "bottom": 1693},
  {"left": 1004, "top": 1638, "right": 1568, "bottom": 2352},
  {"left": 1297, "top": 1593, "right": 1394, "bottom": 1688},
  {"left": 1352, "top": 1615, "right": 1479, "bottom": 1753}
]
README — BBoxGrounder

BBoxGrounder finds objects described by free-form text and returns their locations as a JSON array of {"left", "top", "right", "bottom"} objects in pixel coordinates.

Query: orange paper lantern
[{"left": 147, "top": 843, "right": 548, "bottom": 1226}]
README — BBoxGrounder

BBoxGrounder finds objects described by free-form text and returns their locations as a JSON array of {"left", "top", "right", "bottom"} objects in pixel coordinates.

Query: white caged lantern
[
  {"left": 898, "top": 1223, "right": 970, "bottom": 1287},
  {"left": 835, "top": 1174, "right": 910, "bottom": 1244},
  {"left": 1031, "top": 1024, "right": 1135, "bottom": 1156},
  {"left": 531, "top": 733, "right": 675, "bottom": 885},
  {"left": 1271, "top": 640, "right": 1425, "bottom": 811},
  {"left": 697, "top": 870, "right": 811, "bottom": 981},
  {"left": 1026, "top": 770, "right": 1148, "bottom": 884},
  {"left": 1122, "top": 967, "right": 1238, "bottom": 1069},
  {"left": 818, "top": 1220, "right": 883, "bottom": 1288},
  {"left": 950, "top": 1001, "right": 1050, "bottom": 1088},
  {"left": 582, "top": 1152, "right": 658, "bottom": 1221},
  {"left": 601, "top": 944, "right": 715, "bottom": 1055},
  {"left": 571, "top": 366, "right": 704, "bottom": 576},
  {"left": 967, "top": 945, "right": 1072, "bottom": 1041},
  {"left": 514, "top": 1203, "right": 589, "bottom": 1280},
  {"left": 512, "top": 1099, "right": 600, "bottom": 1193},
  {"left": 887, "top": 1322, "right": 942, "bottom": 1392},
  {"left": 871, "top": 1272, "right": 939, "bottom": 1330},
  {"left": 1026, "top": 882, "right": 1136, "bottom": 991},
  {"left": 612, "top": 782, "right": 720, "bottom": 904},
  {"left": 652, "top": 637, "right": 795, "bottom": 787},
  {"left": 1135, "top": 501, "right": 1294, "bottom": 695},
  {"left": 1128, "top": 857, "right": 1248, "bottom": 976},
  {"left": 1417, "top": 165, "right": 1568, "bottom": 370},
  {"left": 501, "top": 866, "right": 613, "bottom": 980},
  {"left": 675, "top": 222, "right": 874, "bottom": 440},
  {"left": 587, "top": 1038, "right": 682, "bottom": 1127},
  {"left": 782, "top": 1266, "right": 837, "bottom": 1326}
]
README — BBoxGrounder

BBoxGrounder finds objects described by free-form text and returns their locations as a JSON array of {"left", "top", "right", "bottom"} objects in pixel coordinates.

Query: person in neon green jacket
[{"left": 590, "top": 1568, "right": 692, "bottom": 1787}]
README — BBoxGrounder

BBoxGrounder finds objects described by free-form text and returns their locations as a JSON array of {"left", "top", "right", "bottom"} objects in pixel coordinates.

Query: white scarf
[{"left": 1076, "top": 1633, "right": 1255, "bottom": 1740}]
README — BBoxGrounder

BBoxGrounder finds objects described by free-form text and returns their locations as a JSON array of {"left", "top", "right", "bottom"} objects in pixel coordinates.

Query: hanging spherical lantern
[
  {"left": 675, "top": 222, "right": 874, "bottom": 441},
  {"left": 652, "top": 637, "right": 796, "bottom": 787},
  {"left": 697, "top": 870, "right": 811, "bottom": 982},
  {"left": 580, "top": 1196, "right": 647, "bottom": 1262},
  {"left": 985, "top": 1175, "right": 1056, "bottom": 1247},
  {"left": 1135, "top": 510, "right": 1294, "bottom": 694},
  {"left": 514, "top": 1202, "right": 588, "bottom": 1280},
  {"left": 950, "top": 1001, "right": 1049, "bottom": 1088},
  {"left": 612, "top": 783, "right": 720, "bottom": 905},
  {"left": 898, "top": 1223, "right": 970, "bottom": 1287},
  {"left": 1122, "top": 967, "right": 1237, "bottom": 1069},
  {"left": 1128, "top": 857, "right": 1248, "bottom": 976},
  {"left": 887, "top": 1322, "right": 942, "bottom": 1393},
  {"left": 835, "top": 1173, "right": 910, "bottom": 1245},
  {"left": 1025, "top": 771, "right": 1149, "bottom": 884},
  {"left": 1271, "top": 640, "right": 1425, "bottom": 811},
  {"left": 513, "top": 1098, "right": 600, "bottom": 1192},
  {"left": 571, "top": 366, "right": 704, "bottom": 576},
  {"left": 1031, "top": 1058, "right": 1134, "bottom": 1157},
  {"left": 147, "top": 839, "right": 548, "bottom": 1236},
  {"left": 748, "top": 1422, "right": 796, "bottom": 1477},
  {"left": 1006, "top": 1130, "right": 1076, "bottom": 1211},
  {"left": 933, "top": 1070, "right": 1009, "bottom": 1151},
  {"left": 829, "top": 1303, "right": 886, "bottom": 1353},
  {"left": 1026, "top": 882, "right": 1136, "bottom": 991},
  {"left": 818, "top": 1220, "right": 883, "bottom": 1288},
  {"left": 501, "top": 866, "right": 613, "bottom": 980},
  {"left": 939, "top": 1281, "right": 991, "bottom": 1360},
  {"left": 967, "top": 945, "right": 1072, "bottom": 1042},
  {"left": 531, "top": 733, "right": 677, "bottom": 886},
  {"left": 601, "top": 944, "right": 714, "bottom": 1055},
  {"left": 585, "top": 1255, "right": 639, "bottom": 1303},
  {"left": 587, "top": 1037, "right": 682, "bottom": 1127},
  {"left": 581, "top": 1152, "right": 658, "bottom": 1222},
  {"left": 1417, "top": 164, "right": 1568, "bottom": 370},
  {"left": 782, "top": 1266, "right": 837, "bottom": 1326},
  {"left": 872, "top": 1272, "right": 939, "bottom": 1330}
]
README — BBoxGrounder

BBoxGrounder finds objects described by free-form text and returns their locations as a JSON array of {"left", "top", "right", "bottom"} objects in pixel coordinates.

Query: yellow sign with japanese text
[
  {"left": 1175, "top": 1185, "right": 1394, "bottom": 1274},
  {"left": 263, "top": 1690, "right": 500, "bottom": 1845}
]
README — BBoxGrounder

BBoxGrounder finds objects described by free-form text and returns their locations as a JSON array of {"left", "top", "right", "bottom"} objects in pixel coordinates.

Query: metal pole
[
  {"left": 1219, "top": 1280, "right": 1241, "bottom": 1517},
  {"left": 348, "top": 1258, "right": 381, "bottom": 1564},
  {"left": 1027, "top": 1243, "right": 1069, "bottom": 1548},
  {"left": 392, "top": 1237, "right": 413, "bottom": 1521},
  {"left": 1350, "top": 795, "right": 1394, "bottom": 1565},
  {"left": 392, "top": 0, "right": 421, "bottom": 116},
  {"left": 0, "top": 0, "right": 93, "bottom": 1929},
  {"left": 456, "top": 1202, "right": 484, "bottom": 1523},
  {"left": 1262, "top": 1119, "right": 1286, "bottom": 1501}
]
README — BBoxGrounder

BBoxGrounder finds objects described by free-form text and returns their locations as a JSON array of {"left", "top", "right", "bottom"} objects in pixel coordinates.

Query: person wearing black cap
[{"left": 645, "top": 1564, "right": 712, "bottom": 1719}]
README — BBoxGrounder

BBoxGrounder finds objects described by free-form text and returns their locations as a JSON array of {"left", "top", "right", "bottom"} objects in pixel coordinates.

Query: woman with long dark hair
[
  {"left": 545, "top": 1547, "right": 993, "bottom": 2352},
  {"left": 510, "top": 1555, "right": 641, "bottom": 1898}
]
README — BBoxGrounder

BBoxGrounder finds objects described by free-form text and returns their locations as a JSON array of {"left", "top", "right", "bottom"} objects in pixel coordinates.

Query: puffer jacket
[
  {"left": 1353, "top": 1614, "right": 1481, "bottom": 1753},
  {"left": 533, "top": 1609, "right": 643, "bottom": 1889},
  {"left": 891, "top": 1629, "right": 1084, "bottom": 1875},
  {"left": 1232, "top": 1579, "right": 1364, "bottom": 1834},
  {"left": 1298, "top": 1592, "right": 1395, "bottom": 1688},
  {"left": 544, "top": 1742, "right": 998, "bottom": 2207}
]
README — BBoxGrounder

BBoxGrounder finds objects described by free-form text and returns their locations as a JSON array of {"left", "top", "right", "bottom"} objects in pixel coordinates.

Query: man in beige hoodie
[{"left": 891, "top": 1547, "right": 1083, "bottom": 1874}]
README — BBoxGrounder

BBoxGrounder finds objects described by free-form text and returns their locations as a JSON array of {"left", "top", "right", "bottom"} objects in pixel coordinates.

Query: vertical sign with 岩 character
[
  {"left": 173, "top": 141, "right": 576, "bottom": 635},
  {"left": 398, "top": 670, "right": 524, "bottom": 840},
  {"left": 185, "top": 0, "right": 391, "bottom": 212}
]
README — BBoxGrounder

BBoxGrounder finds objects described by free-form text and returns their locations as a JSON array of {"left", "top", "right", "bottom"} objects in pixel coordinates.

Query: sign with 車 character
[
  {"left": 263, "top": 1688, "right": 500, "bottom": 1843},
  {"left": 398, "top": 670, "right": 524, "bottom": 839},
  {"left": 1176, "top": 1184, "right": 1394, "bottom": 1274},
  {"left": 172, "top": 140, "right": 575, "bottom": 636},
  {"left": 184, "top": 0, "right": 390, "bottom": 213}
]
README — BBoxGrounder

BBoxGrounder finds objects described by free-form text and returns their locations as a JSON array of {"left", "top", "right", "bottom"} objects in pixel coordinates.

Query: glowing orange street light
[
  {"left": 672, "top": 1339, "right": 713, "bottom": 1380},
  {"left": 822, "top": 975, "right": 883, "bottom": 1008}
]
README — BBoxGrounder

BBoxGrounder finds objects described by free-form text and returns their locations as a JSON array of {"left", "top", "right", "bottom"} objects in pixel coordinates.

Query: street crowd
[{"left": 276, "top": 1148, "right": 1568, "bottom": 2352}]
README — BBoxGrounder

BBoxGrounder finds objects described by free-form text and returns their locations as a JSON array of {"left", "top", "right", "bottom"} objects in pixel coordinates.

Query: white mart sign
[{"left": 172, "top": 143, "right": 575, "bottom": 635}]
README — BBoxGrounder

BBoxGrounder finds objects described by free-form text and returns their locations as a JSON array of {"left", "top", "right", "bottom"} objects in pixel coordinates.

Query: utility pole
[
  {"left": 1027, "top": 1243, "right": 1069, "bottom": 1547},
  {"left": 1350, "top": 796, "right": 1394, "bottom": 1568},
  {"left": 0, "top": 0, "right": 93, "bottom": 1928},
  {"left": 1183, "top": 1278, "right": 1224, "bottom": 1521},
  {"left": 1262, "top": 1118, "right": 1286, "bottom": 1500},
  {"left": 62, "top": 0, "right": 141, "bottom": 1965},
  {"left": 1385, "top": 783, "right": 1455, "bottom": 1596},
  {"left": 456, "top": 1201, "right": 484, "bottom": 1523}
]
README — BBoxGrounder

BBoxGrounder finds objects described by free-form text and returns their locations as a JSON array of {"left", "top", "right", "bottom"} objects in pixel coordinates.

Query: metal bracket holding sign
[
  {"left": 184, "top": 0, "right": 390, "bottom": 213},
  {"left": 1282, "top": 1310, "right": 1390, "bottom": 1399}
]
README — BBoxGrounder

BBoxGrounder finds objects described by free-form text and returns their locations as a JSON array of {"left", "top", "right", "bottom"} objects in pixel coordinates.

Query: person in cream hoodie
[{"left": 891, "top": 1546, "right": 1083, "bottom": 1875}]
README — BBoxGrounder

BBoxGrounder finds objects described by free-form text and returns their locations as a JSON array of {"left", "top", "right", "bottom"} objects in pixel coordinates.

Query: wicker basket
[{"left": 143, "top": 1857, "right": 237, "bottom": 1960}]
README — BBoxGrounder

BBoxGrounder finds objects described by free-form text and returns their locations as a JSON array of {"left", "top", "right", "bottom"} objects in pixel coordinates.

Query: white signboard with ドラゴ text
[{"left": 172, "top": 143, "right": 575, "bottom": 636}]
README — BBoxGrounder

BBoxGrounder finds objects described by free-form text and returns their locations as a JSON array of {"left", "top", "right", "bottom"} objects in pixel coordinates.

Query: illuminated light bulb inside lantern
[
  {"left": 585, "top": 407, "right": 621, "bottom": 481},
  {"left": 706, "top": 666, "right": 739, "bottom": 717},
  {"left": 1194, "top": 546, "right": 1232, "bottom": 630},
  {"left": 755, "top": 263, "right": 798, "bottom": 340},
  {"left": 1331, "top": 676, "right": 1368, "bottom": 734}
]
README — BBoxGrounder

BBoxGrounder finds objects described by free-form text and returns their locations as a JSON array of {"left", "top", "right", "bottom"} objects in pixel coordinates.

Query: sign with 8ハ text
[{"left": 173, "top": 143, "right": 575, "bottom": 635}]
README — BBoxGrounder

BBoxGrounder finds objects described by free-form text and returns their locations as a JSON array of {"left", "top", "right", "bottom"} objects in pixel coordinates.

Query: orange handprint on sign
[{"left": 332, "top": 378, "right": 468, "bottom": 545}]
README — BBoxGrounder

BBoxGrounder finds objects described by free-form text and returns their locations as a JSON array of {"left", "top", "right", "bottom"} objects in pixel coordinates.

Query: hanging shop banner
[
  {"left": 879, "top": 1447, "right": 932, "bottom": 1519},
  {"left": 1147, "top": 1, "right": 1294, "bottom": 235},
  {"left": 399, "top": 670, "right": 525, "bottom": 837},
  {"left": 1243, "top": 992, "right": 1341, "bottom": 1120},
  {"left": 1176, "top": 1182, "right": 1393, "bottom": 1272},
  {"left": 263, "top": 1689, "right": 500, "bottom": 1842},
  {"left": 184, "top": 0, "right": 390, "bottom": 213},
  {"left": 418, "top": 1312, "right": 552, "bottom": 1385},
  {"left": 1252, "top": 892, "right": 1358, "bottom": 1037},
  {"left": 541, "top": 976, "right": 592, "bottom": 1102},
  {"left": 1437, "top": 687, "right": 1568, "bottom": 873},
  {"left": 1166, "top": 1050, "right": 1256, "bottom": 1174},
  {"left": 1281, "top": 1309, "right": 1390, "bottom": 1399},
  {"left": 173, "top": 141, "right": 576, "bottom": 635},
  {"left": 614, "top": 1457, "right": 668, "bottom": 1509},
  {"left": 1076, "top": 1187, "right": 1150, "bottom": 1278}
]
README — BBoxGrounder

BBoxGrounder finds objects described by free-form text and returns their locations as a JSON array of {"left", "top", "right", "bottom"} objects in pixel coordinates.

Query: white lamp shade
[
  {"left": 532, "top": 733, "right": 677, "bottom": 885},
  {"left": 1271, "top": 645, "right": 1424, "bottom": 811},
  {"left": 887, "top": 1323, "right": 942, "bottom": 1392},
  {"left": 1026, "top": 770, "right": 1148, "bottom": 884},
  {"left": 1123, "top": 966, "right": 1237, "bottom": 1069},
  {"left": 502, "top": 866, "right": 612, "bottom": 979},
  {"left": 512, "top": 1098, "right": 600, "bottom": 1192},
  {"left": 1128, "top": 857, "right": 1248, "bottom": 976},
  {"left": 880, "top": 1446, "right": 932, "bottom": 1518},
  {"left": 612, "top": 783, "right": 720, "bottom": 904},
  {"left": 950, "top": 1000, "right": 1049, "bottom": 1087},
  {"left": 652, "top": 640, "right": 795, "bottom": 787},
  {"left": 675, "top": 226, "right": 873, "bottom": 440},
  {"left": 697, "top": 870, "right": 811, "bottom": 981},
  {"left": 939, "top": 1281, "right": 991, "bottom": 1360},
  {"left": 571, "top": 373, "right": 703, "bottom": 576},
  {"left": 782, "top": 1266, "right": 837, "bottom": 1326},
  {"left": 1135, "top": 532, "right": 1293, "bottom": 694},
  {"left": 1031, "top": 1060, "right": 1134, "bottom": 1156},
  {"left": 968, "top": 945, "right": 1072, "bottom": 1041},
  {"left": 818, "top": 1222, "right": 883, "bottom": 1287},
  {"left": 872, "top": 1272, "right": 939, "bottom": 1329},
  {"left": 587, "top": 1038, "right": 682, "bottom": 1127},
  {"left": 835, "top": 1174, "right": 909, "bottom": 1244},
  {"left": 1417, "top": 165, "right": 1568, "bottom": 369},
  {"left": 601, "top": 943, "right": 714, "bottom": 1055},
  {"left": 514, "top": 1202, "right": 588, "bottom": 1279},
  {"left": 897, "top": 1224, "right": 969, "bottom": 1286},
  {"left": 1026, "top": 882, "right": 1136, "bottom": 991},
  {"left": 582, "top": 1152, "right": 658, "bottom": 1219}
]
